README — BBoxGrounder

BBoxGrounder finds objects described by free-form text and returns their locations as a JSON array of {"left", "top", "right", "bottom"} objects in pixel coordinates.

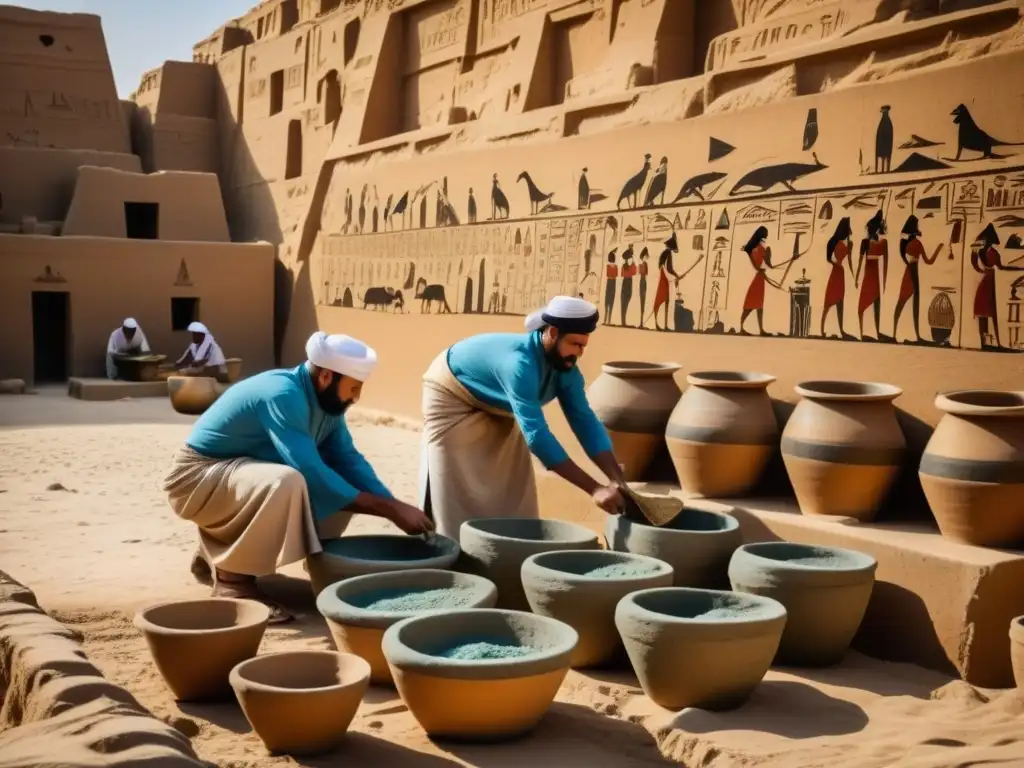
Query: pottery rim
[
  {"left": 461, "top": 518, "right": 598, "bottom": 546},
  {"left": 601, "top": 361, "right": 682, "bottom": 378},
  {"left": 935, "top": 390, "right": 1024, "bottom": 418},
  {"left": 619, "top": 587, "right": 786, "bottom": 632},
  {"left": 613, "top": 507, "right": 740, "bottom": 535},
  {"left": 794, "top": 380, "right": 902, "bottom": 402},
  {"left": 734, "top": 542, "right": 877, "bottom": 577},
  {"left": 523, "top": 549, "right": 674, "bottom": 583},
  {"left": 318, "top": 533, "right": 460, "bottom": 565},
  {"left": 230, "top": 650, "right": 370, "bottom": 694},
  {"left": 134, "top": 597, "right": 271, "bottom": 636},
  {"left": 686, "top": 371, "right": 776, "bottom": 389},
  {"left": 1010, "top": 615, "right": 1024, "bottom": 642}
]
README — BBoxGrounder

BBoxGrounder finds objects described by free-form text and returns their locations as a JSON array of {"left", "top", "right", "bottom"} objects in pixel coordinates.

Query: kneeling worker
[
  {"left": 175, "top": 321, "right": 227, "bottom": 379},
  {"left": 419, "top": 295, "right": 626, "bottom": 538},
  {"left": 105, "top": 317, "right": 150, "bottom": 379},
  {"left": 163, "top": 331, "right": 434, "bottom": 623}
]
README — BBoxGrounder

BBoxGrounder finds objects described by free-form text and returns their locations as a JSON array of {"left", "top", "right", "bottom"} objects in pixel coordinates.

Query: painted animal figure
[
  {"left": 618, "top": 153, "right": 651, "bottom": 209},
  {"left": 491, "top": 174, "right": 510, "bottom": 219},
  {"left": 672, "top": 171, "right": 728, "bottom": 203},
  {"left": 875, "top": 105, "right": 893, "bottom": 173},
  {"left": 644, "top": 157, "right": 668, "bottom": 207},
  {"left": 951, "top": 103, "right": 1024, "bottom": 159},
  {"left": 390, "top": 191, "right": 409, "bottom": 229},
  {"left": 729, "top": 153, "right": 827, "bottom": 196},
  {"left": 518, "top": 171, "right": 553, "bottom": 215},
  {"left": 363, "top": 286, "right": 403, "bottom": 311},
  {"left": 415, "top": 278, "right": 452, "bottom": 313}
]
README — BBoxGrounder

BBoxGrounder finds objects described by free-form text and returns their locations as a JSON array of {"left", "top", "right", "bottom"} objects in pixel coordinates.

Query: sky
[{"left": 19, "top": 0, "right": 257, "bottom": 96}]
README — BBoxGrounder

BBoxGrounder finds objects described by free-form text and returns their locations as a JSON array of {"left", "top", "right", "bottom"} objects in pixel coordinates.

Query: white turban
[
  {"left": 305, "top": 331, "right": 377, "bottom": 382},
  {"left": 187, "top": 321, "right": 209, "bottom": 334},
  {"left": 122, "top": 318, "right": 138, "bottom": 329},
  {"left": 525, "top": 295, "right": 600, "bottom": 334}
]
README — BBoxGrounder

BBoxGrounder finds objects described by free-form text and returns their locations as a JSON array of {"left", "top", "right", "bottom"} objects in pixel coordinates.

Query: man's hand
[
  {"left": 592, "top": 484, "right": 624, "bottom": 515},
  {"left": 385, "top": 499, "right": 436, "bottom": 534}
]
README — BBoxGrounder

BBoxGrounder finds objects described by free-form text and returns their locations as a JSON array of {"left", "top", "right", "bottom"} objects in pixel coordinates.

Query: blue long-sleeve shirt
[
  {"left": 185, "top": 365, "right": 392, "bottom": 520},
  {"left": 447, "top": 331, "right": 613, "bottom": 468}
]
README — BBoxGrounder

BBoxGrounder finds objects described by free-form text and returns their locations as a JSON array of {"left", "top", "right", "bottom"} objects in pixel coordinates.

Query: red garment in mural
[
  {"left": 824, "top": 240, "right": 850, "bottom": 308},
  {"left": 897, "top": 238, "right": 925, "bottom": 304},
  {"left": 973, "top": 246, "right": 1001, "bottom": 319},
  {"left": 607, "top": 264, "right": 619, "bottom": 279},
  {"left": 857, "top": 238, "right": 887, "bottom": 313},
  {"left": 653, "top": 268, "right": 671, "bottom": 310},
  {"left": 742, "top": 244, "right": 768, "bottom": 311}
]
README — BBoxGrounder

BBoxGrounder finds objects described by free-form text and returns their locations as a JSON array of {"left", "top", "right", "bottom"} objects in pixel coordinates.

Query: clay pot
[
  {"left": 167, "top": 375, "right": 222, "bottom": 416},
  {"left": 781, "top": 380, "right": 906, "bottom": 521},
  {"left": 521, "top": 550, "right": 673, "bottom": 668},
  {"left": 114, "top": 354, "right": 167, "bottom": 382},
  {"left": 133, "top": 598, "right": 269, "bottom": 701},
  {"left": 615, "top": 587, "right": 786, "bottom": 710},
  {"left": 919, "top": 390, "right": 1024, "bottom": 547},
  {"left": 605, "top": 507, "right": 741, "bottom": 588},
  {"left": 587, "top": 361, "right": 682, "bottom": 481},
  {"left": 230, "top": 650, "right": 370, "bottom": 755},
  {"left": 224, "top": 357, "right": 244, "bottom": 383},
  {"left": 728, "top": 542, "right": 876, "bottom": 666},
  {"left": 1010, "top": 616, "right": 1024, "bottom": 690},
  {"left": 665, "top": 371, "right": 778, "bottom": 497},
  {"left": 316, "top": 569, "right": 498, "bottom": 685},
  {"left": 306, "top": 534, "right": 460, "bottom": 595},
  {"left": 382, "top": 608, "right": 577, "bottom": 740},
  {"left": 459, "top": 518, "right": 601, "bottom": 611}
]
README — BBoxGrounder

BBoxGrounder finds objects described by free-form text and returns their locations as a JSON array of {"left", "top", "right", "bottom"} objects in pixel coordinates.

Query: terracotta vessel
[
  {"left": 316, "top": 568, "right": 498, "bottom": 685},
  {"left": 587, "top": 361, "right": 682, "bottom": 481},
  {"left": 306, "top": 534, "right": 460, "bottom": 595},
  {"left": 919, "top": 390, "right": 1024, "bottom": 547},
  {"left": 167, "top": 375, "right": 222, "bottom": 416},
  {"left": 665, "top": 371, "right": 778, "bottom": 497},
  {"left": 133, "top": 598, "right": 269, "bottom": 701},
  {"left": 605, "top": 507, "right": 741, "bottom": 588},
  {"left": 230, "top": 650, "right": 370, "bottom": 755},
  {"left": 459, "top": 518, "right": 600, "bottom": 611},
  {"left": 728, "top": 542, "right": 876, "bottom": 666},
  {"left": 615, "top": 587, "right": 786, "bottom": 710},
  {"left": 521, "top": 550, "right": 673, "bottom": 668},
  {"left": 382, "top": 608, "right": 577, "bottom": 741},
  {"left": 113, "top": 354, "right": 167, "bottom": 382},
  {"left": 224, "top": 357, "right": 244, "bottom": 383},
  {"left": 781, "top": 380, "right": 906, "bottom": 521},
  {"left": 1010, "top": 616, "right": 1024, "bottom": 690}
]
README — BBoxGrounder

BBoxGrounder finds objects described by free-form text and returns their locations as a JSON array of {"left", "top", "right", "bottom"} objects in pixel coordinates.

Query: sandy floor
[{"left": 2, "top": 390, "right": 1024, "bottom": 767}]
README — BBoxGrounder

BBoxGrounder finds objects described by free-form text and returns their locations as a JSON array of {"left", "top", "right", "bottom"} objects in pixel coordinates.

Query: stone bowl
[
  {"left": 230, "top": 650, "right": 370, "bottom": 756},
  {"left": 316, "top": 569, "right": 499, "bottom": 685},
  {"left": 606, "top": 507, "right": 741, "bottom": 588},
  {"left": 1010, "top": 616, "right": 1024, "bottom": 690},
  {"left": 521, "top": 549, "right": 674, "bottom": 668},
  {"left": 133, "top": 598, "right": 270, "bottom": 701},
  {"left": 306, "top": 534, "right": 461, "bottom": 595},
  {"left": 460, "top": 518, "right": 600, "bottom": 611},
  {"left": 728, "top": 542, "right": 877, "bottom": 666},
  {"left": 615, "top": 587, "right": 787, "bottom": 710},
  {"left": 382, "top": 608, "right": 577, "bottom": 741},
  {"left": 167, "top": 375, "right": 221, "bottom": 415}
]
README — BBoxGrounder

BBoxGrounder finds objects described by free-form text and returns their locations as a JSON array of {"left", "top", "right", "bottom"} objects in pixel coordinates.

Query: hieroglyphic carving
[{"left": 0, "top": 89, "right": 117, "bottom": 121}]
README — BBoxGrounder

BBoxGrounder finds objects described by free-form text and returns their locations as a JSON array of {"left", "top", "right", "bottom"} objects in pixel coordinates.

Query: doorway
[{"left": 31, "top": 291, "right": 70, "bottom": 382}]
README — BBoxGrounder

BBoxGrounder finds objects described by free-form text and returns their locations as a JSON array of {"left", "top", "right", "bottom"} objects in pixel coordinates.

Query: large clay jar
[
  {"left": 230, "top": 650, "right": 370, "bottom": 755},
  {"left": 728, "top": 542, "right": 876, "bottom": 667},
  {"left": 781, "top": 380, "right": 906, "bottom": 521},
  {"left": 1010, "top": 616, "right": 1024, "bottom": 690},
  {"left": 306, "top": 534, "right": 460, "bottom": 595},
  {"left": 587, "top": 361, "right": 682, "bottom": 481},
  {"left": 167, "top": 375, "right": 221, "bottom": 416},
  {"left": 665, "top": 371, "right": 778, "bottom": 497},
  {"left": 521, "top": 550, "right": 673, "bottom": 668},
  {"left": 605, "top": 507, "right": 741, "bottom": 588},
  {"left": 459, "top": 518, "right": 600, "bottom": 611},
  {"left": 134, "top": 598, "right": 270, "bottom": 701},
  {"left": 382, "top": 608, "right": 577, "bottom": 741},
  {"left": 919, "top": 390, "right": 1024, "bottom": 547},
  {"left": 615, "top": 587, "right": 786, "bottom": 710},
  {"left": 316, "top": 568, "right": 498, "bottom": 685}
]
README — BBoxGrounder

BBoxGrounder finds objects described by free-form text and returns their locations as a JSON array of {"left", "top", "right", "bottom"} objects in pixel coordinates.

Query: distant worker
[
  {"left": 175, "top": 321, "right": 227, "bottom": 379},
  {"left": 163, "top": 331, "right": 434, "bottom": 623},
  {"left": 418, "top": 295, "right": 627, "bottom": 538},
  {"left": 105, "top": 317, "right": 150, "bottom": 379}
]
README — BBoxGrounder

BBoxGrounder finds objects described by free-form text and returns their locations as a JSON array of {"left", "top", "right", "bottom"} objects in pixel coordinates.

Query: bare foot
[{"left": 213, "top": 579, "right": 294, "bottom": 625}]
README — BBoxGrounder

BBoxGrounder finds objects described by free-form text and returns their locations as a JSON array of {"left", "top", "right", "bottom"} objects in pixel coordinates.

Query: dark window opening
[
  {"left": 269, "top": 69, "right": 284, "bottom": 115},
  {"left": 31, "top": 291, "right": 69, "bottom": 382},
  {"left": 257, "top": 17, "right": 265, "bottom": 38},
  {"left": 171, "top": 297, "right": 200, "bottom": 331},
  {"left": 39, "top": 34, "right": 54, "bottom": 46},
  {"left": 323, "top": 70, "right": 341, "bottom": 124},
  {"left": 343, "top": 18, "right": 360, "bottom": 65},
  {"left": 285, "top": 119, "right": 302, "bottom": 179},
  {"left": 321, "top": 0, "right": 342, "bottom": 14},
  {"left": 124, "top": 202, "right": 159, "bottom": 239}
]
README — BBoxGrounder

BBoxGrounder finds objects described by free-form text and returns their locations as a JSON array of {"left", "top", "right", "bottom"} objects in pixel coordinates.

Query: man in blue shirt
[
  {"left": 419, "top": 295, "right": 626, "bottom": 537},
  {"left": 164, "top": 331, "right": 433, "bottom": 623}
]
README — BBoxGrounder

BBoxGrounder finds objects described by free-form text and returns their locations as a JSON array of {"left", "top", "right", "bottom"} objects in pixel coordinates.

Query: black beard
[
  {"left": 315, "top": 373, "right": 353, "bottom": 415},
  {"left": 544, "top": 346, "right": 577, "bottom": 371}
]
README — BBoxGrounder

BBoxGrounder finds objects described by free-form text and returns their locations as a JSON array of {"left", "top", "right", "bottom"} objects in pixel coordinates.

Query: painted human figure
[
  {"left": 971, "top": 222, "right": 1024, "bottom": 349},
  {"left": 854, "top": 210, "right": 889, "bottom": 341},
  {"left": 652, "top": 232, "right": 682, "bottom": 331},
  {"left": 821, "top": 217, "right": 854, "bottom": 339},
  {"left": 604, "top": 249, "right": 619, "bottom": 324},
  {"left": 620, "top": 246, "right": 636, "bottom": 326},
  {"left": 739, "top": 226, "right": 775, "bottom": 336},
  {"left": 894, "top": 214, "right": 943, "bottom": 342},
  {"left": 638, "top": 247, "right": 650, "bottom": 326}
]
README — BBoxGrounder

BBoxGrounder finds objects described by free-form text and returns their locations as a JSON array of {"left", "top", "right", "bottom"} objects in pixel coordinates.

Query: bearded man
[{"left": 418, "top": 295, "right": 626, "bottom": 538}]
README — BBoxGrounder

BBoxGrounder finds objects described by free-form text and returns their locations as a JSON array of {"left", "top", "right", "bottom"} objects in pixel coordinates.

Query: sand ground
[{"left": 2, "top": 388, "right": 1024, "bottom": 767}]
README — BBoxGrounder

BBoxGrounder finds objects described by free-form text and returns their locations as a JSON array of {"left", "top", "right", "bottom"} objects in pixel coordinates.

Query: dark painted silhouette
[
  {"left": 729, "top": 153, "right": 826, "bottom": 195},
  {"left": 491, "top": 174, "right": 509, "bottom": 219},
  {"left": 900, "top": 134, "right": 942, "bottom": 150},
  {"left": 363, "top": 286, "right": 403, "bottom": 311},
  {"left": 854, "top": 210, "right": 889, "bottom": 341},
  {"left": 383, "top": 193, "right": 393, "bottom": 229},
  {"left": 709, "top": 136, "right": 735, "bottom": 162},
  {"left": 951, "top": 103, "right": 1024, "bottom": 160},
  {"left": 389, "top": 191, "right": 408, "bottom": 230},
  {"left": 415, "top": 277, "right": 452, "bottom": 313},
  {"left": 651, "top": 232, "right": 680, "bottom": 331},
  {"left": 358, "top": 184, "right": 367, "bottom": 232},
  {"left": 740, "top": 226, "right": 774, "bottom": 336},
  {"left": 643, "top": 157, "right": 668, "bottom": 207},
  {"left": 892, "top": 153, "right": 951, "bottom": 172},
  {"left": 672, "top": 171, "right": 727, "bottom": 203},
  {"left": 518, "top": 171, "right": 553, "bottom": 214},
  {"left": 604, "top": 248, "right": 618, "bottom": 324},
  {"left": 618, "top": 153, "right": 651, "bottom": 209},
  {"left": 468, "top": 188, "right": 477, "bottom": 222},
  {"left": 821, "top": 217, "right": 854, "bottom": 339},
  {"left": 875, "top": 105, "right": 893, "bottom": 173},
  {"left": 971, "top": 222, "right": 1024, "bottom": 348},
  {"left": 620, "top": 245, "right": 635, "bottom": 326},
  {"left": 803, "top": 108, "right": 819, "bottom": 151},
  {"left": 894, "top": 214, "right": 943, "bottom": 342},
  {"left": 578, "top": 168, "right": 590, "bottom": 209},
  {"left": 638, "top": 247, "right": 649, "bottom": 325}
]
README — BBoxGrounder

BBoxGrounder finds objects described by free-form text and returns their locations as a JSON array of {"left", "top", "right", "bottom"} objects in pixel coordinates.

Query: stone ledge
[
  {"left": 536, "top": 475, "right": 1024, "bottom": 688},
  {"left": 0, "top": 570, "right": 209, "bottom": 767},
  {"left": 67, "top": 378, "right": 168, "bottom": 401}
]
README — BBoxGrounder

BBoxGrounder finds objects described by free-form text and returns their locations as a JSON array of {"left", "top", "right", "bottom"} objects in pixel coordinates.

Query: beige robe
[{"left": 418, "top": 350, "right": 538, "bottom": 539}]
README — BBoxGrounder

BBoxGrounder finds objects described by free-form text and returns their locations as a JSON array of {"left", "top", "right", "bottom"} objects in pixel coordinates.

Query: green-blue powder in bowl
[
  {"left": 584, "top": 562, "right": 661, "bottom": 578},
  {"left": 436, "top": 641, "right": 535, "bottom": 660},
  {"left": 347, "top": 586, "right": 477, "bottom": 612}
]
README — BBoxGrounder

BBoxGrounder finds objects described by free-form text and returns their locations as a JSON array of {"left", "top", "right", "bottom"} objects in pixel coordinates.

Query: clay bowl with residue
[
  {"left": 316, "top": 569, "right": 498, "bottom": 685},
  {"left": 606, "top": 507, "right": 742, "bottom": 588},
  {"left": 134, "top": 598, "right": 270, "bottom": 701},
  {"left": 615, "top": 587, "right": 787, "bottom": 710},
  {"left": 230, "top": 650, "right": 370, "bottom": 756},
  {"left": 460, "top": 518, "right": 600, "bottom": 611},
  {"left": 521, "top": 549, "right": 673, "bottom": 668},
  {"left": 728, "top": 542, "right": 876, "bottom": 666},
  {"left": 382, "top": 608, "right": 577, "bottom": 741},
  {"left": 305, "top": 534, "right": 460, "bottom": 595}
]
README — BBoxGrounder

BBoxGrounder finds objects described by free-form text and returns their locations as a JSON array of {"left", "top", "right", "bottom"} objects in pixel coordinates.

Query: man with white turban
[
  {"left": 105, "top": 318, "right": 150, "bottom": 379},
  {"left": 174, "top": 321, "right": 228, "bottom": 380},
  {"left": 419, "top": 295, "right": 626, "bottom": 538},
  {"left": 163, "top": 331, "right": 433, "bottom": 623}
]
